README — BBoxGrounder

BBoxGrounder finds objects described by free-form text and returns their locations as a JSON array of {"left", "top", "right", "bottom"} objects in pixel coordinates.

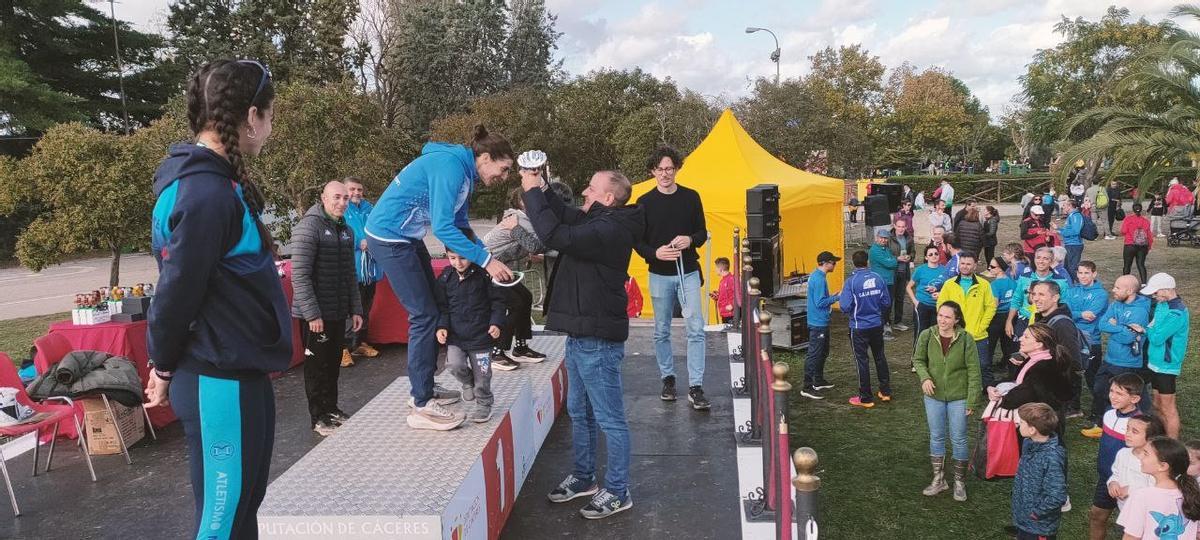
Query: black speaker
[
  {"left": 747, "top": 234, "right": 782, "bottom": 297},
  {"left": 867, "top": 183, "right": 903, "bottom": 212},
  {"left": 746, "top": 213, "right": 779, "bottom": 237},
  {"left": 864, "top": 194, "right": 892, "bottom": 227},
  {"left": 747, "top": 184, "right": 780, "bottom": 216}
]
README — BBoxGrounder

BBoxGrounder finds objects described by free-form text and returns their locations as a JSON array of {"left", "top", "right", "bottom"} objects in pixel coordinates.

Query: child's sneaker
[
  {"left": 492, "top": 351, "right": 520, "bottom": 371},
  {"left": 579, "top": 489, "right": 632, "bottom": 520},
  {"left": 1080, "top": 425, "right": 1103, "bottom": 438},
  {"left": 431, "top": 384, "right": 461, "bottom": 405},
  {"left": 471, "top": 404, "right": 492, "bottom": 423},
  {"left": 848, "top": 396, "right": 875, "bottom": 408},
  {"left": 510, "top": 345, "right": 546, "bottom": 363},
  {"left": 876, "top": 391, "right": 892, "bottom": 402},
  {"left": 547, "top": 474, "right": 599, "bottom": 503}
]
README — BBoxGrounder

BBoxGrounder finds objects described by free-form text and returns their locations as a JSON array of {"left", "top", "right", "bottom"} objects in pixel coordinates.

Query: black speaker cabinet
[
  {"left": 747, "top": 184, "right": 780, "bottom": 216},
  {"left": 867, "top": 182, "right": 903, "bottom": 212},
  {"left": 746, "top": 213, "right": 780, "bottom": 238},
  {"left": 747, "top": 234, "right": 782, "bottom": 297},
  {"left": 864, "top": 194, "right": 892, "bottom": 227}
]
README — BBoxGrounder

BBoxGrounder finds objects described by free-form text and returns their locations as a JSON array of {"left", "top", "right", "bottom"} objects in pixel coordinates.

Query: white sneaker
[
  {"left": 1105, "top": 235, "right": 1116, "bottom": 240},
  {"left": 1156, "top": 233, "right": 1167, "bottom": 238},
  {"left": 893, "top": 323, "right": 910, "bottom": 332},
  {"left": 407, "top": 401, "right": 465, "bottom": 431},
  {"left": 1061, "top": 496, "right": 1072, "bottom": 513}
]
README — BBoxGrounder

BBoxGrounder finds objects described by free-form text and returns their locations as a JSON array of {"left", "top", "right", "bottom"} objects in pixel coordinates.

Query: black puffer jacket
[
  {"left": 434, "top": 264, "right": 507, "bottom": 351},
  {"left": 522, "top": 186, "right": 645, "bottom": 342},
  {"left": 289, "top": 204, "right": 362, "bottom": 321},
  {"left": 955, "top": 219, "right": 984, "bottom": 259}
]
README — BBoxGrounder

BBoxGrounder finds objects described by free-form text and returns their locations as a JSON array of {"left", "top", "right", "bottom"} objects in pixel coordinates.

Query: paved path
[{"left": 0, "top": 253, "right": 160, "bottom": 320}]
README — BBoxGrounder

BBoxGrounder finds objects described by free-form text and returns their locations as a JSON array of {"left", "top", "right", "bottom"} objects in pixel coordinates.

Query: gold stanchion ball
[
  {"left": 771, "top": 361, "right": 792, "bottom": 391},
  {"left": 792, "top": 447, "right": 821, "bottom": 491},
  {"left": 742, "top": 254, "right": 753, "bottom": 265},
  {"left": 758, "top": 310, "right": 772, "bottom": 325},
  {"left": 740, "top": 237, "right": 750, "bottom": 247},
  {"left": 748, "top": 277, "right": 760, "bottom": 289}
]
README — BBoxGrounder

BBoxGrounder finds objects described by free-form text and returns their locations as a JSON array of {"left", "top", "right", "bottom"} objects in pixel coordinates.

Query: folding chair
[
  {"left": 32, "top": 334, "right": 156, "bottom": 465},
  {"left": 0, "top": 353, "right": 96, "bottom": 516}
]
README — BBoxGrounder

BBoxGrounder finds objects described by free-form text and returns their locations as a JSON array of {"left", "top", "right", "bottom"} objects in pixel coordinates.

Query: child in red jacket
[{"left": 710, "top": 257, "right": 738, "bottom": 324}]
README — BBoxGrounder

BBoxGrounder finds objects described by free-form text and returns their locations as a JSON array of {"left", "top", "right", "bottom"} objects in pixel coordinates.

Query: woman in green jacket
[{"left": 914, "top": 301, "right": 982, "bottom": 502}]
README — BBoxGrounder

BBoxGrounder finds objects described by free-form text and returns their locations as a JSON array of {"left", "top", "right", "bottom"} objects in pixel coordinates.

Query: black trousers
[
  {"left": 300, "top": 318, "right": 346, "bottom": 425},
  {"left": 1122, "top": 245, "right": 1149, "bottom": 284},
  {"left": 1107, "top": 203, "right": 1119, "bottom": 234},
  {"left": 983, "top": 244, "right": 996, "bottom": 266},
  {"left": 891, "top": 272, "right": 908, "bottom": 325},
  {"left": 347, "top": 282, "right": 376, "bottom": 349},
  {"left": 499, "top": 282, "right": 533, "bottom": 350}
]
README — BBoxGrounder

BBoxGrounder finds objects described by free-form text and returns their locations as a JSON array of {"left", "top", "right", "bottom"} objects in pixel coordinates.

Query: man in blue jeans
[
  {"left": 521, "top": 168, "right": 645, "bottom": 520},
  {"left": 634, "top": 146, "right": 710, "bottom": 410},
  {"left": 840, "top": 250, "right": 893, "bottom": 408},
  {"left": 801, "top": 251, "right": 841, "bottom": 400}
]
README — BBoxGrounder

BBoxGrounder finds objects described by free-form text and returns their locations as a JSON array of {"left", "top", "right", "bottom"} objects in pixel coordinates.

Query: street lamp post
[{"left": 745, "top": 26, "right": 780, "bottom": 85}]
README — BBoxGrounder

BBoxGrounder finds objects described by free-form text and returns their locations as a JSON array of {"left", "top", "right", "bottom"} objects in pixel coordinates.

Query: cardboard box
[{"left": 81, "top": 398, "right": 145, "bottom": 455}]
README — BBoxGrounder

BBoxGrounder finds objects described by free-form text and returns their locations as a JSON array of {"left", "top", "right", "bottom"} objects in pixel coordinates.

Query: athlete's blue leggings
[{"left": 172, "top": 370, "right": 276, "bottom": 540}]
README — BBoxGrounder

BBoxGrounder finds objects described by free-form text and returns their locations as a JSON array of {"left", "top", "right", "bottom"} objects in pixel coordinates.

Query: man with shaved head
[
  {"left": 289, "top": 180, "right": 364, "bottom": 436},
  {"left": 520, "top": 165, "right": 645, "bottom": 519},
  {"left": 1094, "top": 274, "right": 1152, "bottom": 420}
]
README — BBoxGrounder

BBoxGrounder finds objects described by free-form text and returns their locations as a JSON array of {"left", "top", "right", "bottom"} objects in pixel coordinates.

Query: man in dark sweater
[
  {"left": 522, "top": 166, "right": 645, "bottom": 520},
  {"left": 289, "top": 181, "right": 364, "bottom": 436},
  {"left": 634, "top": 146, "right": 711, "bottom": 410}
]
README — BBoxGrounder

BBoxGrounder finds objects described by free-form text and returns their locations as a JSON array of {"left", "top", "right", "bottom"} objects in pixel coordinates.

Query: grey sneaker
[
  {"left": 431, "top": 383, "right": 461, "bottom": 405},
  {"left": 893, "top": 323, "right": 910, "bottom": 332},
  {"left": 547, "top": 474, "right": 599, "bottom": 503},
  {"left": 471, "top": 403, "right": 492, "bottom": 423},
  {"left": 580, "top": 489, "right": 633, "bottom": 519},
  {"left": 313, "top": 416, "right": 338, "bottom": 436},
  {"left": 462, "top": 385, "right": 475, "bottom": 402},
  {"left": 406, "top": 401, "right": 464, "bottom": 431}
]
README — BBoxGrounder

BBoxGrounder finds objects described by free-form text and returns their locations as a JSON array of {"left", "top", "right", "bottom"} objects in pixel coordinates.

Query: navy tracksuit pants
[{"left": 172, "top": 369, "right": 276, "bottom": 540}]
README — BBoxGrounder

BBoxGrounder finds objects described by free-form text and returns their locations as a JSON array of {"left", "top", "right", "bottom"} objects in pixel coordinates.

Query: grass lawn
[
  {"left": 781, "top": 214, "right": 1192, "bottom": 539},
  {"left": 0, "top": 312, "right": 68, "bottom": 367}
]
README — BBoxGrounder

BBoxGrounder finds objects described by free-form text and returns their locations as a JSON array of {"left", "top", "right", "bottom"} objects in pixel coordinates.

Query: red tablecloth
[{"left": 44, "top": 320, "right": 174, "bottom": 439}]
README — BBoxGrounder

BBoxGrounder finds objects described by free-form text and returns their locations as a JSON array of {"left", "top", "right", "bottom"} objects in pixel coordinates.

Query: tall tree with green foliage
[
  {"left": 1, "top": 0, "right": 176, "bottom": 135},
  {"left": 505, "top": 0, "right": 562, "bottom": 87},
  {"left": 167, "top": 0, "right": 358, "bottom": 84},
  {"left": 1020, "top": 7, "right": 1172, "bottom": 150},
  {"left": 1053, "top": 5, "right": 1200, "bottom": 194},
  {"left": 0, "top": 117, "right": 189, "bottom": 284}
]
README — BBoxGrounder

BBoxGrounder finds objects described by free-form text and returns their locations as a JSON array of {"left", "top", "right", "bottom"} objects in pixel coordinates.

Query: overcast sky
[{"left": 112, "top": 0, "right": 1193, "bottom": 117}]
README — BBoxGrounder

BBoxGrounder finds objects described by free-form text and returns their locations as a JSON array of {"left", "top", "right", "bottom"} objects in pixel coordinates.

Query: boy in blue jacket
[
  {"left": 1056, "top": 198, "right": 1085, "bottom": 281},
  {"left": 802, "top": 251, "right": 841, "bottom": 399},
  {"left": 840, "top": 250, "right": 892, "bottom": 408},
  {"left": 1067, "top": 261, "right": 1109, "bottom": 432},
  {"left": 1013, "top": 402, "right": 1068, "bottom": 540}
]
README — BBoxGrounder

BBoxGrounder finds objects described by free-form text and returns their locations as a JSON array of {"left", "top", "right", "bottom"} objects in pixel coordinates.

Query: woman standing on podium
[{"left": 146, "top": 59, "right": 293, "bottom": 539}]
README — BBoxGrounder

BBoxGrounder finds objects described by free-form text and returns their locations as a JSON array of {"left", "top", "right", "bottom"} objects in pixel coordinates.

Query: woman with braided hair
[{"left": 146, "top": 59, "right": 290, "bottom": 539}]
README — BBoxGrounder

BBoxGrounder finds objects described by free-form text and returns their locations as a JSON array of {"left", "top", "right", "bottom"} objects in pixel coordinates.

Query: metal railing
[{"left": 730, "top": 227, "right": 822, "bottom": 539}]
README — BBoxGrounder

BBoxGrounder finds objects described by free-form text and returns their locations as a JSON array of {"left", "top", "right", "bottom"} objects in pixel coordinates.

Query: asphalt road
[{"left": 0, "top": 252, "right": 160, "bottom": 320}]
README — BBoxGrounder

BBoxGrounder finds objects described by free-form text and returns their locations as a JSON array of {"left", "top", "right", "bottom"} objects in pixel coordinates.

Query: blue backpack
[{"left": 1080, "top": 215, "right": 1099, "bottom": 241}]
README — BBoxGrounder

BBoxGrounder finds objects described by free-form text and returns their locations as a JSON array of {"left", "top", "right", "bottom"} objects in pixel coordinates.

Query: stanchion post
[
  {"left": 732, "top": 229, "right": 743, "bottom": 329},
  {"left": 737, "top": 276, "right": 762, "bottom": 446},
  {"left": 773, "top": 362, "right": 793, "bottom": 540},
  {"left": 793, "top": 448, "right": 821, "bottom": 540},
  {"left": 759, "top": 311, "right": 775, "bottom": 513}
]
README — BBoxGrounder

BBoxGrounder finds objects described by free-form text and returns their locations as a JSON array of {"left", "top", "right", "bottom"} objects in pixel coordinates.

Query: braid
[{"left": 186, "top": 59, "right": 275, "bottom": 249}]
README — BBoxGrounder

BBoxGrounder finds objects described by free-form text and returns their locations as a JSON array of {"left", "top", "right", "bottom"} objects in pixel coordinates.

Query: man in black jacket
[
  {"left": 634, "top": 146, "right": 711, "bottom": 409},
  {"left": 290, "top": 181, "right": 364, "bottom": 436},
  {"left": 521, "top": 167, "right": 644, "bottom": 520},
  {"left": 1029, "top": 280, "right": 1084, "bottom": 419}
]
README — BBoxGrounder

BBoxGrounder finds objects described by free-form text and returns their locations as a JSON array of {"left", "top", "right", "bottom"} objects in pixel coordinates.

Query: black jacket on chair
[
  {"left": 434, "top": 264, "right": 507, "bottom": 351},
  {"left": 522, "top": 187, "right": 645, "bottom": 342},
  {"left": 289, "top": 204, "right": 363, "bottom": 322}
]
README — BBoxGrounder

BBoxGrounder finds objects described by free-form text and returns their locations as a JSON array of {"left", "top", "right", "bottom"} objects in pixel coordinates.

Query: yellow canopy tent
[{"left": 628, "top": 109, "right": 846, "bottom": 320}]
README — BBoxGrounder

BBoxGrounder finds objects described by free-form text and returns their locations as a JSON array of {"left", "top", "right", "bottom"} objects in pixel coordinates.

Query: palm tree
[{"left": 1054, "top": 4, "right": 1200, "bottom": 194}]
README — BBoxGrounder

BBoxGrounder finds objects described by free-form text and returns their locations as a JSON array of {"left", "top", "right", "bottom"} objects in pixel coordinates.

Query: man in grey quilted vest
[{"left": 289, "top": 181, "right": 363, "bottom": 436}]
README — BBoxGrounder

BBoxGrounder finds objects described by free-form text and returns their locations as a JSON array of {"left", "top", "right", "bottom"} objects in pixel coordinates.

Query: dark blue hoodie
[{"left": 148, "top": 143, "right": 293, "bottom": 378}]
